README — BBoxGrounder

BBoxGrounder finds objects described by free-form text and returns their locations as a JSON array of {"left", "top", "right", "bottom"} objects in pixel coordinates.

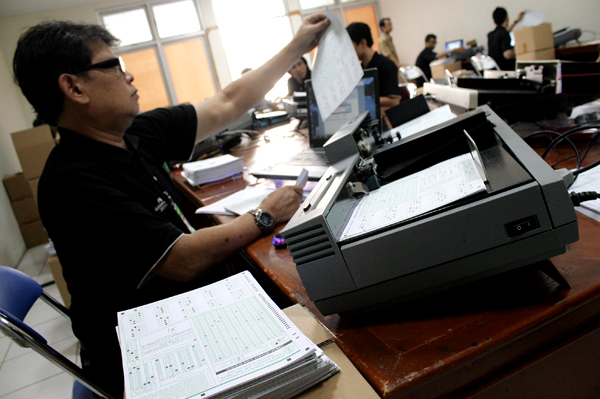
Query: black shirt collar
[{"left": 57, "top": 127, "right": 138, "bottom": 163}]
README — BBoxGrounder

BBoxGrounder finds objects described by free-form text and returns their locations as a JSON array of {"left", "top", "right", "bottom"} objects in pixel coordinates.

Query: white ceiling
[{"left": 0, "top": 0, "right": 100, "bottom": 17}]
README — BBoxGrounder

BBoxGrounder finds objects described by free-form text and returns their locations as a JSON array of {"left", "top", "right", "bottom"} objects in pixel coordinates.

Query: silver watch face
[
  {"left": 250, "top": 209, "right": 274, "bottom": 231},
  {"left": 258, "top": 211, "right": 274, "bottom": 229}
]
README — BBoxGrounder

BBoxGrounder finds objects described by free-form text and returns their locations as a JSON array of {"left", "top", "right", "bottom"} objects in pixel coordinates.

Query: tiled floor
[{"left": 0, "top": 245, "right": 78, "bottom": 399}]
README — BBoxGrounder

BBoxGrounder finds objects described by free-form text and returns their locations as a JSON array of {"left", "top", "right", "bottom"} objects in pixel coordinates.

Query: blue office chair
[{"left": 0, "top": 266, "right": 115, "bottom": 399}]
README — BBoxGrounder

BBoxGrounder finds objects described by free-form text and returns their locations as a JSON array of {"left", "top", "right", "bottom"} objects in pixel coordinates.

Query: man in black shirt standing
[
  {"left": 12, "top": 14, "right": 329, "bottom": 398},
  {"left": 487, "top": 7, "right": 525, "bottom": 71},
  {"left": 347, "top": 22, "right": 401, "bottom": 108},
  {"left": 415, "top": 34, "right": 466, "bottom": 84}
]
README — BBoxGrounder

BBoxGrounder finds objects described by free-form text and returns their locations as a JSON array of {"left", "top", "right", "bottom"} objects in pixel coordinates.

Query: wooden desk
[
  {"left": 556, "top": 40, "right": 600, "bottom": 62},
  {"left": 173, "top": 120, "right": 308, "bottom": 222},
  {"left": 173, "top": 125, "right": 600, "bottom": 399}
]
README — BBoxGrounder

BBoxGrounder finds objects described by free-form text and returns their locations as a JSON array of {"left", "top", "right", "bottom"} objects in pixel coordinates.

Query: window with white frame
[
  {"left": 213, "top": 0, "right": 293, "bottom": 100},
  {"left": 99, "top": 0, "right": 217, "bottom": 112}
]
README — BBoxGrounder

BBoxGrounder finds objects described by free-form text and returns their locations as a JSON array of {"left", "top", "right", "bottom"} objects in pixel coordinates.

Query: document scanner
[{"left": 280, "top": 105, "right": 579, "bottom": 316}]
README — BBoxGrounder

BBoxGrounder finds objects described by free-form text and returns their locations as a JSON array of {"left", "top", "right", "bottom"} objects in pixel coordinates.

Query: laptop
[
  {"left": 445, "top": 39, "right": 463, "bottom": 52},
  {"left": 252, "top": 68, "right": 380, "bottom": 181}
]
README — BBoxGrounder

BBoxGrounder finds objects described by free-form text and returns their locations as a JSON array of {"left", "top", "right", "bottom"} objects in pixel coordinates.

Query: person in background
[
  {"left": 13, "top": 14, "right": 329, "bottom": 398},
  {"left": 378, "top": 18, "right": 401, "bottom": 68},
  {"left": 487, "top": 7, "right": 525, "bottom": 71},
  {"left": 347, "top": 22, "right": 401, "bottom": 108},
  {"left": 287, "top": 57, "right": 312, "bottom": 96},
  {"left": 415, "top": 34, "right": 466, "bottom": 83}
]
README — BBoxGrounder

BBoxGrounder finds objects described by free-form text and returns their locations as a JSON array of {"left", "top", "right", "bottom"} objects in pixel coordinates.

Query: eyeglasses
[{"left": 73, "top": 57, "right": 126, "bottom": 75}]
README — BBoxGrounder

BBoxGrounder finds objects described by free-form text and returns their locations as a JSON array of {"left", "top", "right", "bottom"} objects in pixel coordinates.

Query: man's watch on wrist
[{"left": 248, "top": 208, "right": 275, "bottom": 233}]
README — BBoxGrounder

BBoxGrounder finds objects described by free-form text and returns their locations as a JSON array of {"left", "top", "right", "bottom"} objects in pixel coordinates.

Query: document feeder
[{"left": 280, "top": 106, "right": 579, "bottom": 316}]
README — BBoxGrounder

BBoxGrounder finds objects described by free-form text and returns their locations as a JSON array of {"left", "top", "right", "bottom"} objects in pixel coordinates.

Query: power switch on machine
[{"left": 505, "top": 216, "right": 539, "bottom": 237}]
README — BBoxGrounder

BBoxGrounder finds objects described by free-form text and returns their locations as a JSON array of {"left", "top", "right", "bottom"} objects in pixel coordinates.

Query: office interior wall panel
[
  {"left": 344, "top": 5, "right": 380, "bottom": 53},
  {"left": 164, "top": 38, "right": 217, "bottom": 105},
  {"left": 121, "top": 48, "right": 170, "bottom": 112}
]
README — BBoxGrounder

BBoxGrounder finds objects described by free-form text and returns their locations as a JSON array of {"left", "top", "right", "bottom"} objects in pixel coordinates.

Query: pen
[{"left": 296, "top": 168, "right": 309, "bottom": 188}]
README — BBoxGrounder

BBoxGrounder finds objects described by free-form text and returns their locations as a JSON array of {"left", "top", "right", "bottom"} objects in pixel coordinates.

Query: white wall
[
  {"left": 379, "top": 0, "right": 600, "bottom": 66},
  {"left": 0, "top": 47, "right": 28, "bottom": 267}
]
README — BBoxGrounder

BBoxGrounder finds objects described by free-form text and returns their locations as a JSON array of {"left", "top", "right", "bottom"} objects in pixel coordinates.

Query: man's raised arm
[{"left": 193, "top": 13, "right": 329, "bottom": 143}]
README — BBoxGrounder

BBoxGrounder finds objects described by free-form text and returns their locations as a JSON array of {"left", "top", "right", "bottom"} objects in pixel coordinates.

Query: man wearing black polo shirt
[
  {"left": 346, "top": 22, "right": 401, "bottom": 108},
  {"left": 487, "top": 7, "right": 525, "bottom": 71},
  {"left": 415, "top": 34, "right": 466, "bottom": 84},
  {"left": 13, "top": 15, "right": 329, "bottom": 398}
]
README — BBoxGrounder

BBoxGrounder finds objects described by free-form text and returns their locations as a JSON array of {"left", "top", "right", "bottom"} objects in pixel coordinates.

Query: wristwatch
[{"left": 248, "top": 208, "right": 275, "bottom": 233}]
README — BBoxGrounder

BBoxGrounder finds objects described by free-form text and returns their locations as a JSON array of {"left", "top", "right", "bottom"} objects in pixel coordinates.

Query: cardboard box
[
  {"left": 19, "top": 220, "right": 49, "bottom": 248},
  {"left": 28, "top": 178, "right": 39, "bottom": 205},
  {"left": 517, "top": 48, "right": 556, "bottom": 61},
  {"left": 284, "top": 305, "right": 379, "bottom": 399},
  {"left": 3, "top": 172, "right": 32, "bottom": 202},
  {"left": 47, "top": 255, "right": 71, "bottom": 309},
  {"left": 10, "top": 125, "right": 55, "bottom": 180},
  {"left": 11, "top": 196, "right": 40, "bottom": 225},
  {"left": 513, "top": 23, "right": 554, "bottom": 55},
  {"left": 430, "top": 60, "right": 462, "bottom": 79}
]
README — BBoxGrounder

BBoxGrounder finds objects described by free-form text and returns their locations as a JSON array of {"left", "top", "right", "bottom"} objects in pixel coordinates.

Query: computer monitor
[
  {"left": 305, "top": 68, "right": 380, "bottom": 146},
  {"left": 445, "top": 39, "right": 463, "bottom": 52}
]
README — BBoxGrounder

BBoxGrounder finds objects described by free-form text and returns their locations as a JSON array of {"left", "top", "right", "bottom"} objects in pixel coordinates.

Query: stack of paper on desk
[
  {"left": 117, "top": 271, "right": 339, "bottom": 399},
  {"left": 182, "top": 154, "right": 244, "bottom": 186}
]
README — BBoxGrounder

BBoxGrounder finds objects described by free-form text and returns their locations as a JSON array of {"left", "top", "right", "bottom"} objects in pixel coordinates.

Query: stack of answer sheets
[
  {"left": 182, "top": 154, "right": 244, "bottom": 186},
  {"left": 117, "top": 271, "right": 339, "bottom": 399}
]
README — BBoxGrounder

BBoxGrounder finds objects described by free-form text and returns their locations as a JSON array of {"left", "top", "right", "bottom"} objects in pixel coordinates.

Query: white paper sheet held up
[
  {"left": 519, "top": 9, "right": 545, "bottom": 27},
  {"left": 311, "top": 8, "right": 363, "bottom": 122},
  {"left": 341, "top": 153, "right": 486, "bottom": 241}
]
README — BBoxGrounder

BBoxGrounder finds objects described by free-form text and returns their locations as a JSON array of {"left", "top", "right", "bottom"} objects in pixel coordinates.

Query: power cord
[
  {"left": 570, "top": 191, "right": 600, "bottom": 206},
  {"left": 522, "top": 122, "right": 600, "bottom": 186}
]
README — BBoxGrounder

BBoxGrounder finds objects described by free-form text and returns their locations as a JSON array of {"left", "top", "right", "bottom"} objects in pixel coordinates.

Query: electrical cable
[
  {"left": 537, "top": 126, "right": 600, "bottom": 177},
  {"left": 510, "top": 120, "right": 546, "bottom": 131},
  {"left": 523, "top": 130, "right": 582, "bottom": 171},
  {"left": 550, "top": 130, "right": 600, "bottom": 168},
  {"left": 573, "top": 158, "right": 600, "bottom": 176},
  {"left": 542, "top": 125, "right": 600, "bottom": 159},
  {"left": 570, "top": 191, "right": 600, "bottom": 207}
]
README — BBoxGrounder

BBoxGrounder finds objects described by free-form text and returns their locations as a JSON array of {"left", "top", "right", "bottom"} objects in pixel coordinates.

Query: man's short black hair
[
  {"left": 425, "top": 34, "right": 437, "bottom": 42},
  {"left": 379, "top": 18, "right": 390, "bottom": 29},
  {"left": 493, "top": 7, "right": 508, "bottom": 26},
  {"left": 346, "top": 22, "right": 373, "bottom": 48},
  {"left": 13, "top": 21, "right": 119, "bottom": 126}
]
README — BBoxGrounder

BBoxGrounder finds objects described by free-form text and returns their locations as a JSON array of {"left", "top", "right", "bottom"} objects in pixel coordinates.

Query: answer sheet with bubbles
[
  {"left": 117, "top": 272, "right": 318, "bottom": 399},
  {"left": 341, "top": 153, "right": 486, "bottom": 241}
]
